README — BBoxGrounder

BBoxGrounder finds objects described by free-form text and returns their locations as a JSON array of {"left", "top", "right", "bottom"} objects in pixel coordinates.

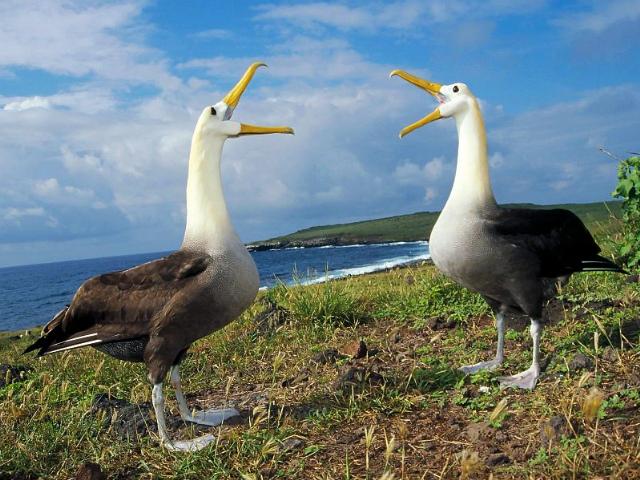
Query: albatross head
[
  {"left": 193, "top": 62, "right": 294, "bottom": 142},
  {"left": 389, "top": 70, "right": 478, "bottom": 138}
]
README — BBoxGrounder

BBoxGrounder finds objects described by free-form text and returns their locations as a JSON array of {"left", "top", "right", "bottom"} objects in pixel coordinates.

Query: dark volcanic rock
[
  {"left": 280, "top": 436, "right": 305, "bottom": 453},
  {"left": 540, "top": 415, "right": 569, "bottom": 448},
  {"left": 426, "top": 317, "right": 456, "bottom": 330},
  {"left": 0, "top": 364, "right": 31, "bottom": 388},
  {"left": 486, "top": 453, "right": 511, "bottom": 467},
  {"left": 311, "top": 348, "right": 345, "bottom": 365},
  {"left": 90, "top": 393, "right": 176, "bottom": 440},
  {"left": 74, "top": 462, "right": 106, "bottom": 480},
  {"left": 569, "top": 352, "right": 593, "bottom": 371}
]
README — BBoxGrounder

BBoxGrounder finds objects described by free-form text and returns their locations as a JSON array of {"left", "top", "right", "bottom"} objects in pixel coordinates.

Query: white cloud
[
  {"left": 488, "top": 85, "right": 640, "bottom": 203},
  {"left": 2, "top": 207, "right": 45, "bottom": 221},
  {"left": 553, "top": 0, "right": 640, "bottom": 33},
  {"left": 393, "top": 157, "right": 445, "bottom": 185},
  {"left": 178, "top": 36, "right": 392, "bottom": 82},
  {"left": 33, "top": 178, "right": 97, "bottom": 206},
  {"left": 3, "top": 96, "right": 51, "bottom": 111},
  {"left": 0, "top": 0, "right": 635, "bottom": 267},
  {"left": 424, "top": 157, "right": 444, "bottom": 180},
  {"left": 254, "top": 0, "right": 547, "bottom": 33},
  {"left": 0, "top": 0, "right": 180, "bottom": 89}
]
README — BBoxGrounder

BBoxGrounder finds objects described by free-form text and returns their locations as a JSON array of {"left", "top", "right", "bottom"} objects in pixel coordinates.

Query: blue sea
[{"left": 0, "top": 241, "right": 429, "bottom": 332}]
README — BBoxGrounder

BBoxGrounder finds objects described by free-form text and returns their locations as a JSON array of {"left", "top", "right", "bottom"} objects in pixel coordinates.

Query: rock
[
  {"left": 569, "top": 352, "right": 593, "bottom": 371},
  {"left": 465, "top": 422, "right": 492, "bottom": 443},
  {"left": 625, "top": 274, "right": 639, "bottom": 284},
  {"left": 311, "top": 348, "right": 344, "bottom": 365},
  {"left": 280, "top": 436, "right": 305, "bottom": 452},
  {"left": 0, "top": 364, "right": 31, "bottom": 388},
  {"left": 426, "top": 317, "right": 440, "bottom": 330},
  {"left": 601, "top": 346, "right": 618, "bottom": 363},
  {"left": 540, "top": 415, "right": 569, "bottom": 449},
  {"left": 340, "top": 340, "right": 368, "bottom": 359},
  {"left": 90, "top": 393, "right": 175, "bottom": 440},
  {"left": 486, "top": 453, "right": 511, "bottom": 467},
  {"left": 253, "top": 300, "right": 289, "bottom": 332},
  {"left": 74, "top": 462, "right": 106, "bottom": 480},
  {"left": 426, "top": 317, "right": 456, "bottom": 330}
]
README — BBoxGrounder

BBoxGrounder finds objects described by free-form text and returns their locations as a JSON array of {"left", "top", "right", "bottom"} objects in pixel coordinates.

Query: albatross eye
[
  {"left": 453, "top": 85, "right": 459, "bottom": 93},
  {"left": 210, "top": 107, "right": 216, "bottom": 116}
]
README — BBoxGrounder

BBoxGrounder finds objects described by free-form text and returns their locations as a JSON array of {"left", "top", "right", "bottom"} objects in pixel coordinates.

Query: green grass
[
  {"left": 0, "top": 219, "right": 638, "bottom": 479},
  {"left": 250, "top": 201, "right": 622, "bottom": 247}
]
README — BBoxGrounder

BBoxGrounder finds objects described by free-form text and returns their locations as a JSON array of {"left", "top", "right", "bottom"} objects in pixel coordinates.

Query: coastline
[
  {"left": 0, "top": 255, "right": 432, "bottom": 336},
  {"left": 246, "top": 237, "right": 422, "bottom": 252}
]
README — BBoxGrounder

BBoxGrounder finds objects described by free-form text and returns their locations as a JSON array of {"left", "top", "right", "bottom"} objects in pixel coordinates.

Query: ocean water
[{"left": 0, "top": 241, "right": 429, "bottom": 332}]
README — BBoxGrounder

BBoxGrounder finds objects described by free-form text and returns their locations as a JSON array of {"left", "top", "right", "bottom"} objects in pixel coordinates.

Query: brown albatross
[
  {"left": 25, "top": 62, "right": 294, "bottom": 450},
  {"left": 390, "top": 69, "right": 625, "bottom": 390}
]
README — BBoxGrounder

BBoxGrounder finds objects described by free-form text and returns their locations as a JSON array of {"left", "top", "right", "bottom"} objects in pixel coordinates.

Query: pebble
[
  {"left": 74, "top": 462, "right": 106, "bottom": 480},
  {"left": 568, "top": 352, "right": 593, "bottom": 371}
]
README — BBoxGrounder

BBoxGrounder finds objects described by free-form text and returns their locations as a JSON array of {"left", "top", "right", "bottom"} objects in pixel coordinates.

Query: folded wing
[
  {"left": 24, "top": 250, "right": 213, "bottom": 356},
  {"left": 489, "top": 207, "right": 623, "bottom": 278}
]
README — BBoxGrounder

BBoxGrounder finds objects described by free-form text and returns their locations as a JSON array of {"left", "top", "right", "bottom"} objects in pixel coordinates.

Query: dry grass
[{"left": 0, "top": 262, "right": 639, "bottom": 479}]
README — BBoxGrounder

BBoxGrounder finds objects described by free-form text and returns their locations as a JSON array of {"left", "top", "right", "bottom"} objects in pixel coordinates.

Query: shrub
[{"left": 612, "top": 154, "right": 640, "bottom": 270}]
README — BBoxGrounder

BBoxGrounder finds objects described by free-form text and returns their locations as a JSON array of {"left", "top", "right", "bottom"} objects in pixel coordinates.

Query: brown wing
[{"left": 24, "top": 250, "right": 212, "bottom": 356}]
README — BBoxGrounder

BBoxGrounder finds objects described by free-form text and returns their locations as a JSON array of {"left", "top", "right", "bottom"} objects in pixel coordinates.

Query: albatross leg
[
  {"left": 459, "top": 312, "right": 505, "bottom": 374},
  {"left": 170, "top": 365, "right": 239, "bottom": 427},
  {"left": 151, "top": 383, "right": 215, "bottom": 451},
  {"left": 497, "top": 318, "right": 541, "bottom": 390}
]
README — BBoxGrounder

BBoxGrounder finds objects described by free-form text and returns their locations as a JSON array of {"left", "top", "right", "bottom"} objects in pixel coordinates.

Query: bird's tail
[
  {"left": 23, "top": 306, "right": 68, "bottom": 355},
  {"left": 580, "top": 256, "right": 628, "bottom": 274}
]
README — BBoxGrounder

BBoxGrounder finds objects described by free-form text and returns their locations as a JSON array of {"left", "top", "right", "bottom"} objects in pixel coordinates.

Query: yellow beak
[
  {"left": 223, "top": 62, "right": 267, "bottom": 108},
  {"left": 398, "top": 109, "right": 441, "bottom": 138},
  {"left": 239, "top": 124, "right": 294, "bottom": 136},
  {"left": 390, "top": 69, "right": 443, "bottom": 138},
  {"left": 224, "top": 62, "right": 294, "bottom": 136}
]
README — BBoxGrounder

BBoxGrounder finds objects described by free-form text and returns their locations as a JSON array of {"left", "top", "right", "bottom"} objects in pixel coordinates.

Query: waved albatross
[
  {"left": 25, "top": 63, "right": 294, "bottom": 450},
  {"left": 390, "top": 69, "right": 625, "bottom": 389}
]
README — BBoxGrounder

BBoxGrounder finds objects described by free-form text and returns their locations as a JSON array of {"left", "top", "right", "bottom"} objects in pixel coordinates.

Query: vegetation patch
[{"left": 0, "top": 220, "right": 638, "bottom": 478}]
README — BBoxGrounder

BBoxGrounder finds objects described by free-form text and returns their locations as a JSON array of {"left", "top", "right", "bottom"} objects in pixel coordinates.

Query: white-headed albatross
[
  {"left": 390, "top": 69, "right": 624, "bottom": 390},
  {"left": 25, "top": 63, "right": 294, "bottom": 450}
]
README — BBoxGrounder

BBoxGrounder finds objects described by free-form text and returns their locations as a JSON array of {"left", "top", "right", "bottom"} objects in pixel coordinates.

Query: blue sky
[{"left": 0, "top": 0, "right": 639, "bottom": 267}]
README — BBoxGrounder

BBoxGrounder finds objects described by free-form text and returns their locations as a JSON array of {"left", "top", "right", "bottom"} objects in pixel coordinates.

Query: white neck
[
  {"left": 182, "top": 133, "right": 239, "bottom": 250},
  {"left": 443, "top": 100, "right": 496, "bottom": 212}
]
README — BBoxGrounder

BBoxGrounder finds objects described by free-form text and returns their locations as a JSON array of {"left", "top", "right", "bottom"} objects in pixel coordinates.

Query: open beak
[
  {"left": 390, "top": 69, "right": 443, "bottom": 138},
  {"left": 223, "top": 62, "right": 294, "bottom": 136}
]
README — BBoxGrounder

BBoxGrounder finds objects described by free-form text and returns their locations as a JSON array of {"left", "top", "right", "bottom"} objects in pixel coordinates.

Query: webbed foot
[
  {"left": 497, "top": 366, "right": 539, "bottom": 390},
  {"left": 164, "top": 433, "right": 216, "bottom": 452},
  {"left": 184, "top": 407, "right": 239, "bottom": 426},
  {"left": 459, "top": 357, "right": 503, "bottom": 374}
]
